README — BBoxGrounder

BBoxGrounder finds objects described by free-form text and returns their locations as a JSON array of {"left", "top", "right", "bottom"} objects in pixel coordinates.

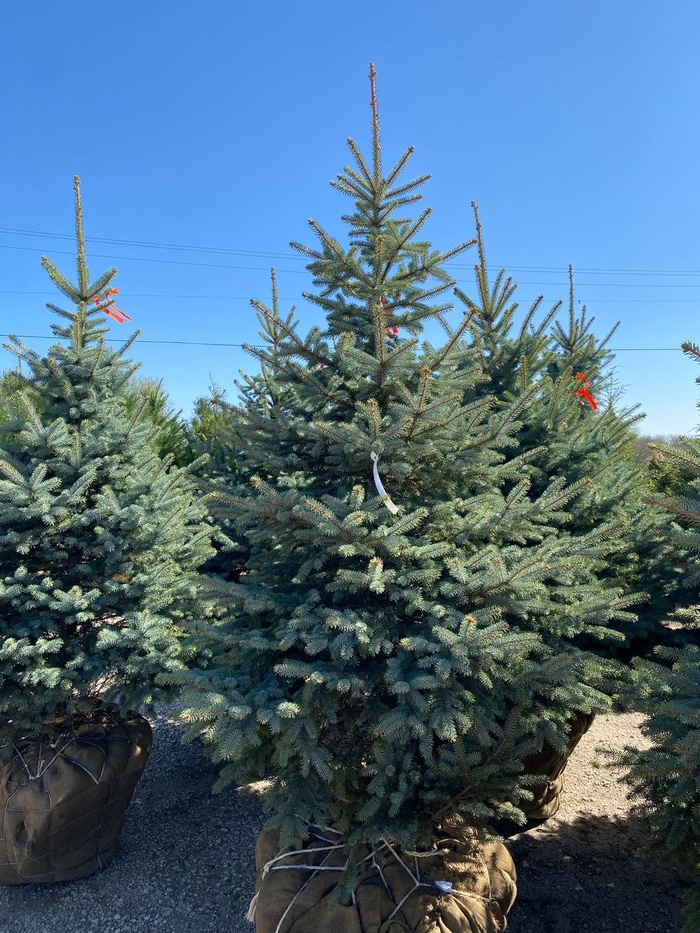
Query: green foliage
[
  {"left": 162, "top": 68, "right": 637, "bottom": 874},
  {"left": 453, "top": 212, "right": 677, "bottom": 661},
  {"left": 647, "top": 449, "right": 694, "bottom": 497},
  {"left": 621, "top": 342, "right": 700, "bottom": 933},
  {"left": 120, "top": 375, "right": 193, "bottom": 467},
  {"left": 621, "top": 643, "right": 700, "bottom": 932},
  {"left": 0, "top": 177, "right": 216, "bottom": 754},
  {"left": 0, "top": 366, "right": 47, "bottom": 454},
  {"left": 187, "top": 384, "right": 251, "bottom": 487},
  {"left": 637, "top": 436, "right": 696, "bottom": 560},
  {"left": 646, "top": 437, "right": 700, "bottom": 589}
]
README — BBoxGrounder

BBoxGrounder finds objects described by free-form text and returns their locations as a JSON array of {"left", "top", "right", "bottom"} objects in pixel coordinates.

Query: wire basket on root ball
[{"left": 248, "top": 822, "right": 517, "bottom": 933}]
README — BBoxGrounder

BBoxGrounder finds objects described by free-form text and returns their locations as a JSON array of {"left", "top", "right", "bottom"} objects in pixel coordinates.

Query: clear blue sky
[{"left": 1, "top": 1, "right": 699, "bottom": 436}]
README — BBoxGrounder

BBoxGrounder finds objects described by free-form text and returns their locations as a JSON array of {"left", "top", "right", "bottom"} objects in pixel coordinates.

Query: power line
[
  {"left": 4, "top": 230, "right": 700, "bottom": 282},
  {"left": 4, "top": 243, "right": 700, "bottom": 290},
  {"left": 0, "top": 243, "right": 307, "bottom": 274},
  {"left": 0, "top": 333, "right": 254, "bottom": 348},
  {"left": 0, "top": 333, "right": 685, "bottom": 352},
  {"left": 0, "top": 227, "right": 301, "bottom": 261},
  {"left": 0, "top": 290, "right": 282, "bottom": 300},
  {"left": 1, "top": 290, "right": 700, "bottom": 305},
  {"left": 1, "top": 290, "right": 698, "bottom": 304}
]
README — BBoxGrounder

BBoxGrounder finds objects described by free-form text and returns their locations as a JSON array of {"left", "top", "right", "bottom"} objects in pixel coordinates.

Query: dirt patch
[{"left": 505, "top": 712, "right": 688, "bottom": 932}]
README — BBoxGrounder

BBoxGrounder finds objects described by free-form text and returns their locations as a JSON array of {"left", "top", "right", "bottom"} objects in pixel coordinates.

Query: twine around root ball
[{"left": 248, "top": 821, "right": 514, "bottom": 933}]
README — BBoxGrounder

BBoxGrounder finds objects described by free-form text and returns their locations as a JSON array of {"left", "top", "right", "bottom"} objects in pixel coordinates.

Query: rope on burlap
[
  {"left": 11, "top": 707, "right": 128, "bottom": 783},
  {"left": 0, "top": 710, "right": 151, "bottom": 884},
  {"left": 11, "top": 735, "right": 128, "bottom": 784},
  {"left": 247, "top": 821, "right": 499, "bottom": 931}
]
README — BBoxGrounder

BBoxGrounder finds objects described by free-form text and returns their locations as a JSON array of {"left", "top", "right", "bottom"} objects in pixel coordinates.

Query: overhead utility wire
[
  {"left": 0, "top": 227, "right": 298, "bottom": 260},
  {"left": 2, "top": 289, "right": 700, "bottom": 305},
  {"left": 2, "top": 228, "right": 700, "bottom": 278},
  {"left": 0, "top": 243, "right": 305, "bottom": 273},
  {"left": 3, "top": 243, "right": 700, "bottom": 289},
  {"left": 0, "top": 333, "right": 251, "bottom": 348},
  {"left": 0, "top": 333, "right": 684, "bottom": 352}
]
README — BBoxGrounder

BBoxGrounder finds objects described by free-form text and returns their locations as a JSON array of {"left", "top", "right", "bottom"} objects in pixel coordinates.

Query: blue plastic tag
[{"left": 434, "top": 880, "right": 453, "bottom": 893}]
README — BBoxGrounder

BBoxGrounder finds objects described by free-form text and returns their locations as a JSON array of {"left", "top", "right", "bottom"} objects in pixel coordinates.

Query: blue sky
[{"left": 1, "top": 1, "right": 699, "bottom": 435}]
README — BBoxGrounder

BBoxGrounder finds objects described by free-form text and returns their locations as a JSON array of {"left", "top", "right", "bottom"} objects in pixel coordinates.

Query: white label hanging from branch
[{"left": 370, "top": 451, "right": 399, "bottom": 514}]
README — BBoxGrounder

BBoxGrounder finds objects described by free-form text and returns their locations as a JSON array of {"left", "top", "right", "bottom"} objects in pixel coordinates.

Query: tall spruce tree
[
  {"left": 0, "top": 177, "right": 215, "bottom": 750},
  {"left": 181, "top": 272, "right": 295, "bottom": 582},
  {"left": 163, "top": 67, "right": 636, "bottom": 883},
  {"left": 452, "top": 211, "right": 673, "bottom": 660},
  {"left": 620, "top": 343, "right": 700, "bottom": 933}
]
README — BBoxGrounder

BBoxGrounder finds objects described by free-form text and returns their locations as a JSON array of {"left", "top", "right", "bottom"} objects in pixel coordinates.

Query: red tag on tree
[
  {"left": 573, "top": 372, "right": 597, "bottom": 410},
  {"left": 94, "top": 288, "right": 132, "bottom": 324}
]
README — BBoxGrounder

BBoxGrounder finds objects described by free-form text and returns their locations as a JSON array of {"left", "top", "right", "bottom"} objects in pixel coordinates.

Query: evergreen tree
[
  {"left": 184, "top": 275, "right": 291, "bottom": 490},
  {"left": 620, "top": 342, "right": 700, "bottom": 932},
  {"left": 188, "top": 387, "right": 242, "bottom": 477},
  {"left": 622, "top": 641, "right": 700, "bottom": 933},
  {"left": 180, "top": 276, "right": 295, "bottom": 582},
  {"left": 0, "top": 365, "right": 44, "bottom": 437},
  {"left": 639, "top": 433, "right": 697, "bottom": 509},
  {"left": 0, "top": 177, "right": 216, "bottom": 751},
  {"left": 162, "top": 67, "right": 637, "bottom": 884},
  {"left": 120, "top": 375, "right": 193, "bottom": 467},
  {"left": 452, "top": 215, "right": 675, "bottom": 660}
]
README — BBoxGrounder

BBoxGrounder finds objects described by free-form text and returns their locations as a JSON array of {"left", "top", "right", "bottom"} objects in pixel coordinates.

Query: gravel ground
[
  {"left": 505, "top": 712, "right": 687, "bottom": 933},
  {"left": 0, "top": 703, "right": 265, "bottom": 933},
  {"left": 0, "top": 708, "right": 690, "bottom": 932}
]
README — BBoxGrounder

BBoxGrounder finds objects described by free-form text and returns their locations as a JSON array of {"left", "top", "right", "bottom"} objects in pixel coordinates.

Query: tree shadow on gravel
[
  {"left": 0, "top": 713, "right": 265, "bottom": 933},
  {"left": 1, "top": 714, "right": 691, "bottom": 933},
  {"left": 504, "top": 811, "right": 688, "bottom": 933}
]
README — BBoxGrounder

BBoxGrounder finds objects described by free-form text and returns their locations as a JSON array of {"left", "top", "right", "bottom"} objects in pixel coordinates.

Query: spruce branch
[
  {"left": 89, "top": 268, "right": 119, "bottom": 299},
  {"left": 568, "top": 264, "right": 576, "bottom": 336},
  {"left": 247, "top": 300, "right": 332, "bottom": 369},
  {"left": 384, "top": 146, "right": 422, "bottom": 199},
  {"left": 368, "top": 62, "right": 381, "bottom": 186},
  {"left": 345, "top": 137, "right": 375, "bottom": 190},
  {"left": 39, "top": 259, "right": 82, "bottom": 305},
  {"left": 73, "top": 176, "right": 90, "bottom": 297},
  {"left": 331, "top": 171, "right": 370, "bottom": 204},
  {"left": 289, "top": 240, "right": 325, "bottom": 261},
  {"left": 682, "top": 341, "right": 700, "bottom": 364},
  {"left": 384, "top": 171, "right": 432, "bottom": 202},
  {"left": 471, "top": 202, "right": 487, "bottom": 272},
  {"left": 307, "top": 220, "right": 349, "bottom": 264},
  {"left": 426, "top": 309, "right": 477, "bottom": 372}
]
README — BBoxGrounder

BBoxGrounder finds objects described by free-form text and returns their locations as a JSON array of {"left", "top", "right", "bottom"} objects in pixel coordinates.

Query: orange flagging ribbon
[
  {"left": 380, "top": 297, "right": 399, "bottom": 339},
  {"left": 574, "top": 372, "right": 597, "bottom": 410},
  {"left": 94, "top": 288, "right": 132, "bottom": 324}
]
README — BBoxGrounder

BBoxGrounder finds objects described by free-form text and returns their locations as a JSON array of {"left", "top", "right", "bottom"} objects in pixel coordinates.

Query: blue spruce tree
[
  {"left": 163, "top": 67, "right": 637, "bottom": 886},
  {"left": 453, "top": 211, "right": 671, "bottom": 661},
  {"left": 0, "top": 177, "right": 216, "bottom": 749},
  {"left": 621, "top": 341, "right": 700, "bottom": 933}
]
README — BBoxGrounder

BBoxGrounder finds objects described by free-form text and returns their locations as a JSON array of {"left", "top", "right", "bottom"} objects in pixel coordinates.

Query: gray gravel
[
  {"left": 0, "top": 704, "right": 265, "bottom": 933},
  {"left": 2, "top": 708, "right": 688, "bottom": 932}
]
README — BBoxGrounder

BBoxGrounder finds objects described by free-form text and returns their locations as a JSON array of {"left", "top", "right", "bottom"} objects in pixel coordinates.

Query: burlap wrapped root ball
[
  {"left": 0, "top": 710, "right": 152, "bottom": 884},
  {"left": 249, "top": 824, "right": 517, "bottom": 933},
  {"left": 520, "top": 710, "right": 595, "bottom": 820}
]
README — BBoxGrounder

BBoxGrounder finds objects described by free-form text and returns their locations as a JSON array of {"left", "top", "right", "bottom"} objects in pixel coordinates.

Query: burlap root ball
[
  {"left": 0, "top": 710, "right": 152, "bottom": 884},
  {"left": 249, "top": 824, "right": 517, "bottom": 933},
  {"left": 520, "top": 710, "right": 596, "bottom": 820}
]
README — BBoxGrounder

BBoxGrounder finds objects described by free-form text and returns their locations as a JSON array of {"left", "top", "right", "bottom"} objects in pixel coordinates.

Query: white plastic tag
[{"left": 370, "top": 451, "right": 399, "bottom": 514}]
